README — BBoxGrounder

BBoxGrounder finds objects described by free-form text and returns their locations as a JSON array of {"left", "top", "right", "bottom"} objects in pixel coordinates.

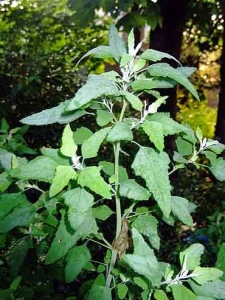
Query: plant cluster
[{"left": 1, "top": 25, "right": 225, "bottom": 299}]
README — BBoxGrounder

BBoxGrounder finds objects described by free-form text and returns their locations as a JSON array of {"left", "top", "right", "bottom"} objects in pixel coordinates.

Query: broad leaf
[
  {"left": 41, "top": 148, "right": 70, "bottom": 166},
  {"left": 86, "top": 284, "right": 112, "bottom": 300},
  {"left": 0, "top": 172, "right": 11, "bottom": 192},
  {"left": 141, "top": 49, "right": 181, "bottom": 65},
  {"left": 216, "top": 243, "right": 225, "bottom": 281},
  {"left": 96, "top": 110, "right": 113, "bottom": 126},
  {"left": 171, "top": 196, "right": 193, "bottom": 227},
  {"left": 147, "top": 96, "right": 168, "bottom": 114},
  {"left": 78, "top": 166, "right": 111, "bottom": 199},
  {"left": 108, "top": 24, "right": 127, "bottom": 62},
  {"left": 99, "top": 161, "right": 128, "bottom": 182},
  {"left": 148, "top": 63, "right": 199, "bottom": 100},
  {"left": 10, "top": 156, "right": 58, "bottom": 182},
  {"left": 79, "top": 45, "right": 114, "bottom": 62},
  {"left": 49, "top": 166, "right": 77, "bottom": 197},
  {"left": 65, "top": 245, "right": 91, "bottom": 283},
  {"left": 180, "top": 243, "right": 204, "bottom": 270},
  {"left": 60, "top": 124, "right": 77, "bottom": 157},
  {"left": 66, "top": 74, "right": 118, "bottom": 111},
  {"left": 131, "top": 78, "right": 175, "bottom": 91},
  {"left": 122, "top": 228, "right": 161, "bottom": 285},
  {"left": 92, "top": 205, "right": 113, "bottom": 221},
  {"left": 171, "top": 284, "right": 197, "bottom": 300},
  {"left": 122, "top": 91, "right": 143, "bottom": 111},
  {"left": 0, "top": 149, "right": 13, "bottom": 171},
  {"left": 117, "top": 284, "right": 128, "bottom": 300},
  {"left": 154, "top": 290, "right": 169, "bottom": 300},
  {"left": 0, "top": 193, "right": 27, "bottom": 219},
  {"left": 142, "top": 121, "right": 164, "bottom": 151},
  {"left": 132, "top": 147, "right": 171, "bottom": 218},
  {"left": 73, "top": 127, "right": 93, "bottom": 145},
  {"left": 192, "top": 267, "right": 223, "bottom": 285},
  {"left": 209, "top": 158, "right": 225, "bottom": 181},
  {"left": 20, "top": 100, "right": 86, "bottom": 125},
  {"left": 132, "top": 215, "right": 160, "bottom": 250},
  {"left": 119, "top": 179, "right": 150, "bottom": 201},
  {"left": 107, "top": 122, "right": 133, "bottom": 142},
  {"left": 189, "top": 279, "right": 225, "bottom": 299},
  {"left": 82, "top": 127, "right": 111, "bottom": 159}
]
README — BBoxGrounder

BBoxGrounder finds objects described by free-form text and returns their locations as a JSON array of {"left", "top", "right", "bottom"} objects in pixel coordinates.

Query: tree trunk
[
  {"left": 150, "top": 0, "right": 190, "bottom": 119},
  {"left": 215, "top": 7, "right": 225, "bottom": 143}
]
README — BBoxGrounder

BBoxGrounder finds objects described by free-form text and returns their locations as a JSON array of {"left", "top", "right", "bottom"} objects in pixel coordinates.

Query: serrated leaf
[
  {"left": 132, "top": 147, "right": 171, "bottom": 218},
  {"left": 141, "top": 49, "right": 181, "bottom": 65},
  {"left": 142, "top": 121, "right": 164, "bottom": 151},
  {"left": 66, "top": 75, "right": 118, "bottom": 111},
  {"left": 148, "top": 63, "right": 199, "bottom": 100},
  {"left": 60, "top": 124, "right": 77, "bottom": 157},
  {"left": 92, "top": 205, "right": 113, "bottom": 221},
  {"left": 216, "top": 243, "right": 225, "bottom": 281},
  {"left": 122, "top": 228, "right": 161, "bottom": 285},
  {"left": 154, "top": 290, "right": 169, "bottom": 300},
  {"left": 209, "top": 158, "right": 225, "bottom": 181},
  {"left": 119, "top": 179, "right": 150, "bottom": 201},
  {"left": 132, "top": 215, "right": 160, "bottom": 250},
  {"left": 189, "top": 279, "right": 225, "bottom": 299},
  {"left": 65, "top": 245, "right": 91, "bottom": 283},
  {"left": 108, "top": 24, "right": 127, "bottom": 62},
  {"left": 117, "top": 284, "right": 128, "bottom": 299},
  {"left": 171, "top": 196, "right": 193, "bottom": 227},
  {"left": 171, "top": 284, "right": 197, "bottom": 300},
  {"left": 73, "top": 127, "right": 93, "bottom": 145},
  {"left": 10, "top": 156, "right": 58, "bottom": 182},
  {"left": 20, "top": 100, "right": 86, "bottom": 125},
  {"left": 99, "top": 161, "right": 128, "bottom": 182},
  {"left": 96, "top": 110, "right": 113, "bottom": 126},
  {"left": 123, "top": 91, "right": 143, "bottom": 111},
  {"left": 49, "top": 166, "right": 77, "bottom": 197},
  {"left": 180, "top": 243, "right": 204, "bottom": 270},
  {"left": 82, "top": 127, "right": 111, "bottom": 159},
  {"left": 78, "top": 166, "right": 111, "bottom": 199},
  {"left": 107, "top": 122, "right": 133, "bottom": 142},
  {"left": 192, "top": 267, "right": 223, "bottom": 285},
  {"left": 45, "top": 209, "right": 97, "bottom": 265}
]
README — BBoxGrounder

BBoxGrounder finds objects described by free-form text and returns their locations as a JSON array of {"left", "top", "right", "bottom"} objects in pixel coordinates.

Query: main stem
[{"left": 106, "top": 100, "right": 127, "bottom": 288}]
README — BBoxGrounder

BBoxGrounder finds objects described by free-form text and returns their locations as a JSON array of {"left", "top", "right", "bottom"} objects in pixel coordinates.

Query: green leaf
[
  {"left": 108, "top": 24, "right": 127, "bottom": 62},
  {"left": 0, "top": 205, "right": 35, "bottom": 233},
  {"left": 131, "top": 78, "right": 175, "bottom": 91},
  {"left": 99, "top": 161, "right": 128, "bottom": 182},
  {"left": 209, "top": 158, "right": 225, "bottom": 181},
  {"left": 120, "top": 53, "right": 133, "bottom": 67},
  {"left": 65, "top": 245, "right": 91, "bottom": 283},
  {"left": 0, "top": 172, "right": 11, "bottom": 192},
  {"left": 64, "top": 188, "right": 95, "bottom": 230},
  {"left": 117, "top": 284, "right": 128, "bottom": 299},
  {"left": 132, "top": 215, "right": 160, "bottom": 250},
  {"left": 128, "top": 28, "right": 135, "bottom": 55},
  {"left": 132, "top": 147, "right": 171, "bottom": 218},
  {"left": 86, "top": 284, "right": 112, "bottom": 300},
  {"left": 171, "top": 284, "right": 197, "bottom": 300},
  {"left": 123, "top": 91, "right": 143, "bottom": 111},
  {"left": 122, "top": 228, "right": 161, "bottom": 285},
  {"left": 41, "top": 148, "right": 70, "bottom": 166},
  {"left": 0, "top": 193, "right": 27, "bottom": 219},
  {"left": 148, "top": 63, "right": 199, "bottom": 100},
  {"left": 216, "top": 243, "right": 225, "bottom": 281},
  {"left": 73, "top": 127, "right": 93, "bottom": 145},
  {"left": 107, "top": 122, "right": 133, "bottom": 142},
  {"left": 60, "top": 124, "right": 77, "bottom": 157},
  {"left": 66, "top": 74, "right": 118, "bottom": 111},
  {"left": 92, "top": 205, "right": 113, "bottom": 221},
  {"left": 78, "top": 166, "right": 111, "bottom": 199},
  {"left": 147, "top": 96, "right": 168, "bottom": 114},
  {"left": 10, "top": 156, "right": 58, "bottom": 182},
  {"left": 141, "top": 49, "right": 181, "bottom": 65},
  {"left": 79, "top": 45, "right": 114, "bottom": 61},
  {"left": 179, "top": 243, "right": 204, "bottom": 270},
  {"left": 82, "top": 127, "right": 111, "bottom": 159},
  {"left": 96, "top": 110, "right": 113, "bottom": 126},
  {"left": 171, "top": 196, "right": 193, "bottom": 227},
  {"left": 147, "top": 113, "right": 186, "bottom": 136},
  {"left": 154, "top": 290, "right": 169, "bottom": 300},
  {"left": 119, "top": 179, "right": 150, "bottom": 201},
  {"left": 192, "top": 267, "right": 223, "bottom": 285},
  {"left": 0, "top": 149, "right": 13, "bottom": 171},
  {"left": 9, "top": 237, "right": 30, "bottom": 277},
  {"left": 142, "top": 121, "right": 164, "bottom": 152},
  {"left": 49, "top": 166, "right": 77, "bottom": 197},
  {"left": 133, "top": 277, "right": 148, "bottom": 290},
  {"left": 45, "top": 209, "right": 97, "bottom": 265},
  {"left": 133, "top": 58, "right": 146, "bottom": 72},
  {"left": 189, "top": 280, "right": 225, "bottom": 299},
  {"left": 20, "top": 100, "right": 86, "bottom": 125}
]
